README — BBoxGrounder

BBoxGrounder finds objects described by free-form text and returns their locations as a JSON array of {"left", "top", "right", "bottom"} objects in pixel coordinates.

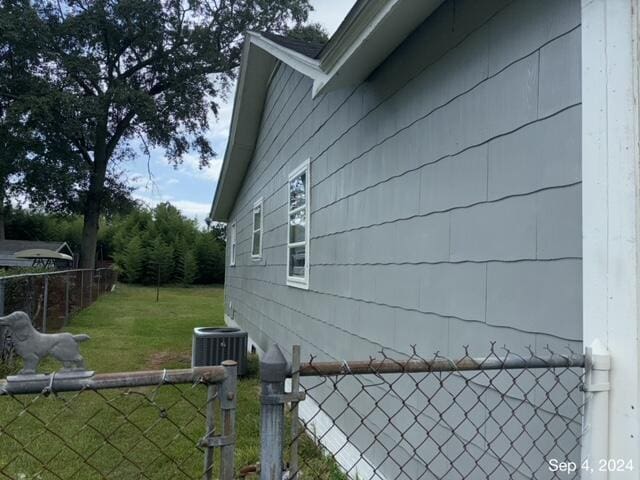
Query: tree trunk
[
  {"left": 79, "top": 192, "right": 101, "bottom": 269},
  {"left": 79, "top": 133, "right": 108, "bottom": 269},
  {"left": 0, "top": 181, "right": 5, "bottom": 241}
]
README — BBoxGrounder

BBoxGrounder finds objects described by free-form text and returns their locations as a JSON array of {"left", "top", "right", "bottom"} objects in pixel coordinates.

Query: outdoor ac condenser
[{"left": 191, "top": 327, "right": 248, "bottom": 375}]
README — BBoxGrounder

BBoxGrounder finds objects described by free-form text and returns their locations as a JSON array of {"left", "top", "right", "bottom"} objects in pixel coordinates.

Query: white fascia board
[
  {"left": 248, "top": 32, "right": 328, "bottom": 87},
  {"left": 211, "top": 1, "right": 445, "bottom": 219},
  {"left": 210, "top": 34, "right": 326, "bottom": 221},
  {"left": 210, "top": 38, "right": 277, "bottom": 221},
  {"left": 313, "top": 0, "right": 444, "bottom": 97}
]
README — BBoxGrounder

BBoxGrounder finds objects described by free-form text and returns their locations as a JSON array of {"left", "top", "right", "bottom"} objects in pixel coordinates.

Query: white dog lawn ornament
[{"left": 0, "top": 311, "right": 90, "bottom": 375}]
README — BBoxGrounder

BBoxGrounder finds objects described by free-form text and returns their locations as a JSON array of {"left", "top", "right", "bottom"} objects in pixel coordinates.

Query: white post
[
  {"left": 582, "top": 340, "right": 611, "bottom": 479},
  {"left": 582, "top": 0, "right": 640, "bottom": 471}
]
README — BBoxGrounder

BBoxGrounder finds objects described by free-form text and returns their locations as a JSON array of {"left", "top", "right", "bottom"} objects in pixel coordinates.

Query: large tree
[
  {"left": 0, "top": 0, "right": 43, "bottom": 240},
  {"left": 3, "top": 0, "right": 312, "bottom": 267}
]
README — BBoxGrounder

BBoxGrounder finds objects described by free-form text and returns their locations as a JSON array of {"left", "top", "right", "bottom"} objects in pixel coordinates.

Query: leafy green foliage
[
  {"left": 288, "top": 22, "right": 329, "bottom": 44},
  {"left": 1, "top": 0, "right": 314, "bottom": 267},
  {"left": 180, "top": 249, "right": 198, "bottom": 286},
  {"left": 147, "top": 237, "right": 175, "bottom": 284},
  {"left": 107, "top": 203, "right": 225, "bottom": 285},
  {"left": 3, "top": 202, "right": 226, "bottom": 285},
  {"left": 194, "top": 233, "right": 225, "bottom": 285},
  {"left": 116, "top": 235, "right": 145, "bottom": 283}
]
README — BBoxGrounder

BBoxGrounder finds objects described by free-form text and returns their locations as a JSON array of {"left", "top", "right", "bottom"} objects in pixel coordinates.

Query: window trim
[
  {"left": 251, "top": 197, "right": 264, "bottom": 259},
  {"left": 286, "top": 159, "right": 310, "bottom": 289},
  {"left": 229, "top": 221, "right": 237, "bottom": 267}
]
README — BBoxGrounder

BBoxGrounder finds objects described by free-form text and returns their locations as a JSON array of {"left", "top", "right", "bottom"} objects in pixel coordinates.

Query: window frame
[
  {"left": 251, "top": 197, "right": 264, "bottom": 259},
  {"left": 229, "top": 221, "right": 237, "bottom": 267},
  {"left": 286, "top": 159, "right": 311, "bottom": 289}
]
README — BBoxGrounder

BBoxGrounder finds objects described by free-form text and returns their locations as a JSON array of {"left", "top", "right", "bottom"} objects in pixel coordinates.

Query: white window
[
  {"left": 287, "top": 159, "right": 310, "bottom": 288},
  {"left": 229, "top": 221, "right": 237, "bottom": 267},
  {"left": 252, "top": 198, "right": 263, "bottom": 258}
]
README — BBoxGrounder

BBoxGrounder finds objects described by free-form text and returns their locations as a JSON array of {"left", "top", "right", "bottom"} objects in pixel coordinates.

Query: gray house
[
  {"left": 211, "top": 0, "right": 640, "bottom": 476},
  {"left": 212, "top": 0, "right": 581, "bottom": 365}
]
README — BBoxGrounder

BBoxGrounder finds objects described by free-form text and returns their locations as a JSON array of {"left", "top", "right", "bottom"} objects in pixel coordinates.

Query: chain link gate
[
  {"left": 259, "top": 344, "right": 587, "bottom": 480},
  {"left": 0, "top": 363, "right": 237, "bottom": 480}
]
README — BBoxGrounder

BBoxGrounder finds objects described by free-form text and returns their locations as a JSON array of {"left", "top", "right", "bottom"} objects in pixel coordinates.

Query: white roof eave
[{"left": 210, "top": 0, "right": 445, "bottom": 221}]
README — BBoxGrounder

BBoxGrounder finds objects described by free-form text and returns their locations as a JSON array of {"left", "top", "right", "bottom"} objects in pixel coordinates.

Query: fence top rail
[
  {"left": 0, "top": 366, "right": 227, "bottom": 396},
  {"left": 0, "top": 267, "right": 114, "bottom": 281},
  {"left": 295, "top": 353, "right": 586, "bottom": 377}
]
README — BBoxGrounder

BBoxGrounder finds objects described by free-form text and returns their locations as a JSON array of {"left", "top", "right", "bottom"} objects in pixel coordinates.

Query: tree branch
[
  {"left": 70, "top": 137, "right": 93, "bottom": 165},
  {"left": 106, "top": 110, "right": 136, "bottom": 158},
  {"left": 119, "top": 42, "right": 184, "bottom": 80}
]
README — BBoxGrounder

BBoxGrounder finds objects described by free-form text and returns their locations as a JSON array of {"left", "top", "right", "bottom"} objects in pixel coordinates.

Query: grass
[{"left": 0, "top": 284, "right": 345, "bottom": 479}]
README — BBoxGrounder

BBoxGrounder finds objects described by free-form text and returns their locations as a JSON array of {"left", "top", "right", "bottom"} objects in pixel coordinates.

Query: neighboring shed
[{"left": 0, "top": 240, "right": 74, "bottom": 268}]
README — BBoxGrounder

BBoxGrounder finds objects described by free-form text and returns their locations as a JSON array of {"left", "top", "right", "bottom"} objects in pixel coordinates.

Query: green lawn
[
  {"left": 62, "top": 285, "right": 226, "bottom": 373},
  {"left": 0, "top": 284, "right": 344, "bottom": 479}
]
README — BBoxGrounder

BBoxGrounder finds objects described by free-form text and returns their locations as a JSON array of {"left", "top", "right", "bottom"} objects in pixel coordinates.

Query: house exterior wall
[
  {"left": 224, "top": 0, "right": 581, "bottom": 476},
  {"left": 225, "top": 0, "right": 581, "bottom": 359}
]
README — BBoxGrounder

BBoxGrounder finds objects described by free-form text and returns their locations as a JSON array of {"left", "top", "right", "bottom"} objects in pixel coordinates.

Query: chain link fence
[
  {"left": 0, "top": 364, "right": 237, "bottom": 480},
  {"left": 0, "top": 268, "right": 117, "bottom": 332},
  {"left": 259, "top": 344, "right": 586, "bottom": 480},
  {"left": 0, "top": 269, "right": 117, "bottom": 369}
]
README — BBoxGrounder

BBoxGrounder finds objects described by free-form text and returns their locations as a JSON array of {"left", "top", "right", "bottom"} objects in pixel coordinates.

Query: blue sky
[{"left": 127, "top": 0, "right": 356, "bottom": 224}]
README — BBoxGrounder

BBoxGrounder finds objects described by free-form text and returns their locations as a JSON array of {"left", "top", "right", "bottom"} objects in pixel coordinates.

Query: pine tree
[
  {"left": 120, "top": 235, "right": 145, "bottom": 283},
  {"left": 182, "top": 250, "right": 198, "bottom": 286},
  {"left": 148, "top": 238, "right": 174, "bottom": 286}
]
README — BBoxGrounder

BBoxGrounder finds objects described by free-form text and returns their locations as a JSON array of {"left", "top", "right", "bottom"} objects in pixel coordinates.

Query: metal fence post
[
  {"left": 89, "top": 270, "right": 94, "bottom": 304},
  {"left": 582, "top": 339, "right": 611, "bottom": 479},
  {"left": 0, "top": 278, "right": 4, "bottom": 316},
  {"left": 260, "top": 344, "right": 288, "bottom": 480},
  {"left": 220, "top": 360, "right": 237, "bottom": 480},
  {"left": 203, "top": 383, "right": 217, "bottom": 480},
  {"left": 27, "top": 276, "right": 34, "bottom": 319},
  {"left": 0, "top": 278, "right": 5, "bottom": 359},
  {"left": 289, "top": 345, "right": 301, "bottom": 479},
  {"left": 80, "top": 270, "right": 84, "bottom": 309},
  {"left": 64, "top": 274, "right": 70, "bottom": 326},
  {"left": 42, "top": 274, "right": 49, "bottom": 333}
]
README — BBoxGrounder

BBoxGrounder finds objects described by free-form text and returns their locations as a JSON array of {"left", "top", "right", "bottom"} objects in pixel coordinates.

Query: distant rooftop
[
  {"left": 260, "top": 32, "right": 325, "bottom": 59},
  {"left": 0, "top": 240, "right": 71, "bottom": 255},
  {"left": 0, "top": 240, "right": 74, "bottom": 268}
]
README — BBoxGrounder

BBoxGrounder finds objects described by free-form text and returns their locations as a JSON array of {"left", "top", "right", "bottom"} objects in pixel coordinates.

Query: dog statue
[{"left": 0, "top": 311, "right": 90, "bottom": 375}]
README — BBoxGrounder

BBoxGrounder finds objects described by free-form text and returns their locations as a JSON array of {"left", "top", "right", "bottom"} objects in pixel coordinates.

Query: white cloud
[
  {"left": 133, "top": 192, "right": 172, "bottom": 206},
  {"left": 181, "top": 152, "right": 224, "bottom": 181},
  {"left": 207, "top": 94, "right": 234, "bottom": 142},
  {"left": 133, "top": 192, "right": 210, "bottom": 225},
  {"left": 171, "top": 200, "right": 212, "bottom": 219},
  {"left": 309, "top": 0, "right": 356, "bottom": 34}
]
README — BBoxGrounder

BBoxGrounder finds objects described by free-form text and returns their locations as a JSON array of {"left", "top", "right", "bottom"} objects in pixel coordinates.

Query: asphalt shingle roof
[
  {"left": 0, "top": 240, "right": 70, "bottom": 255},
  {"left": 261, "top": 32, "right": 325, "bottom": 59}
]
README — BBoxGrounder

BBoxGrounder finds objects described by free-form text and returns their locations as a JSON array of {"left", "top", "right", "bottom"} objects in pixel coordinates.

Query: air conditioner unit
[{"left": 191, "top": 327, "right": 248, "bottom": 375}]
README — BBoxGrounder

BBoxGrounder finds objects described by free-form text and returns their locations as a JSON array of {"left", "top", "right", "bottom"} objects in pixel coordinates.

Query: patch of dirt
[{"left": 146, "top": 351, "right": 191, "bottom": 369}]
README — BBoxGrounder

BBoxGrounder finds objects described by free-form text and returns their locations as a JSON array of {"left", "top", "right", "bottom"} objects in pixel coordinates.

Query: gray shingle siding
[
  {"left": 225, "top": 3, "right": 582, "bottom": 474},
  {"left": 226, "top": 0, "right": 581, "bottom": 361}
]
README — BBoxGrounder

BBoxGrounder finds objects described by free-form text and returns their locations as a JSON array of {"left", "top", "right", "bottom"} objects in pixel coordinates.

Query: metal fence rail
[
  {"left": 260, "top": 344, "right": 586, "bottom": 480},
  {"left": 0, "top": 364, "right": 237, "bottom": 480}
]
